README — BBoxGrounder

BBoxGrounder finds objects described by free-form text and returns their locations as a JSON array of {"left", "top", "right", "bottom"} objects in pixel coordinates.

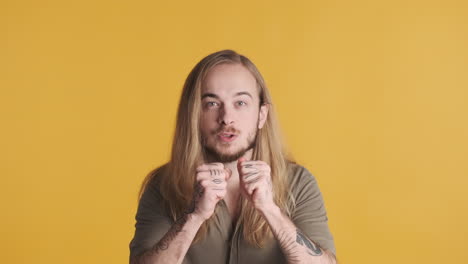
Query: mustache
[{"left": 215, "top": 127, "right": 239, "bottom": 134}]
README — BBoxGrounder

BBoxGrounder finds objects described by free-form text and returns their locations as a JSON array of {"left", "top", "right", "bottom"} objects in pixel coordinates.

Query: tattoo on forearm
[
  {"left": 270, "top": 225, "right": 324, "bottom": 264},
  {"left": 130, "top": 184, "right": 205, "bottom": 264},
  {"left": 155, "top": 214, "right": 188, "bottom": 250},
  {"left": 130, "top": 213, "right": 190, "bottom": 264},
  {"left": 296, "top": 229, "right": 322, "bottom": 256},
  {"left": 274, "top": 228, "right": 301, "bottom": 263}
]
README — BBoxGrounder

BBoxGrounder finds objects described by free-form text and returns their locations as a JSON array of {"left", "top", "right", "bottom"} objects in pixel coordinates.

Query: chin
[{"left": 205, "top": 145, "right": 248, "bottom": 163}]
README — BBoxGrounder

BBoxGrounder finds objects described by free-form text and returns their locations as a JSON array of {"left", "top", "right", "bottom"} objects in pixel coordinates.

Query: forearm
[
  {"left": 130, "top": 212, "right": 204, "bottom": 264},
  {"left": 261, "top": 205, "right": 336, "bottom": 264}
]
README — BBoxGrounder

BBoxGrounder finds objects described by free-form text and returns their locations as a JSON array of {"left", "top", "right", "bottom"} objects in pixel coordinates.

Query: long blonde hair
[{"left": 139, "top": 49, "right": 295, "bottom": 247}]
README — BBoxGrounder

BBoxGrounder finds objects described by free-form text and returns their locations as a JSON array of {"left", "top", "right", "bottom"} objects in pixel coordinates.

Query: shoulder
[
  {"left": 285, "top": 161, "right": 317, "bottom": 187},
  {"left": 142, "top": 163, "right": 169, "bottom": 193},
  {"left": 138, "top": 163, "right": 170, "bottom": 207},
  {"left": 284, "top": 161, "right": 323, "bottom": 207}
]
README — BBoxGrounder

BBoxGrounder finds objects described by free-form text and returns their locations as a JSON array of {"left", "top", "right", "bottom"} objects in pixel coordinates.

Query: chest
[{"left": 223, "top": 192, "right": 240, "bottom": 224}]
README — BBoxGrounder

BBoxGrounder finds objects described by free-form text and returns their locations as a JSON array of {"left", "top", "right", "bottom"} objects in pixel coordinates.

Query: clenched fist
[
  {"left": 188, "top": 162, "right": 231, "bottom": 221},
  {"left": 237, "top": 157, "right": 275, "bottom": 212}
]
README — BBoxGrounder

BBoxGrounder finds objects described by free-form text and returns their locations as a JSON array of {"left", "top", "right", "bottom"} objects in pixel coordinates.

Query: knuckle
[
  {"left": 209, "top": 162, "right": 223, "bottom": 168},
  {"left": 200, "top": 180, "right": 209, "bottom": 187},
  {"left": 196, "top": 172, "right": 207, "bottom": 181},
  {"left": 197, "top": 164, "right": 207, "bottom": 170}
]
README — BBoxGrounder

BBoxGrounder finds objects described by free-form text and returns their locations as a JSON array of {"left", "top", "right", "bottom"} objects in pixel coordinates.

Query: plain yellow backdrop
[{"left": 1, "top": 0, "right": 467, "bottom": 263}]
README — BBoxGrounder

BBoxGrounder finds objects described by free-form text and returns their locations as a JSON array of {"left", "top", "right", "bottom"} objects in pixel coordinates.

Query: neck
[
  {"left": 206, "top": 149, "right": 253, "bottom": 171},
  {"left": 205, "top": 148, "right": 253, "bottom": 191}
]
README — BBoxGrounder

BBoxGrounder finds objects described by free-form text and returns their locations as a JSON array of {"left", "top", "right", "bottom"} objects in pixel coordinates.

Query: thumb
[
  {"left": 224, "top": 168, "right": 232, "bottom": 180},
  {"left": 237, "top": 157, "right": 246, "bottom": 167},
  {"left": 237, "top": 157, "right": 246, "bottom": 181},
  {"left": 237, "top": 158, "right": 244, "bottom": 173}
]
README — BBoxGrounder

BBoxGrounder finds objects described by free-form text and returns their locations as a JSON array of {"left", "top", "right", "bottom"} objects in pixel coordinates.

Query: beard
[
  {"left": 202, "top": 118, "right": 260, "bottom": 163},
  {"left": 203, "top": 131, "right": 258, "bottom": 163}
]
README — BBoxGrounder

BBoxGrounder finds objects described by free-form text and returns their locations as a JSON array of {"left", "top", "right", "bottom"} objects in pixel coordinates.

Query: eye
[
  {"left": 205, "top": 101, "right": 219, "bottom": 108},
  {"left": 237, "top": 101, "right": 247, "bottom": 106}
]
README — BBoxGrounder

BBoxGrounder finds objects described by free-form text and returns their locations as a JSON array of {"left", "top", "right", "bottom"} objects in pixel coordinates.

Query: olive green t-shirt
[{"left": 129, "top": 163, "right": 336, "bottom": 263}]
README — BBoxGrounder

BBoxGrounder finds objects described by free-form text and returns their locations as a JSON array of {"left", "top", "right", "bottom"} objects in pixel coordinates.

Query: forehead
[{"left": 202, "top": 63, "right": 258, "bottom": 98}]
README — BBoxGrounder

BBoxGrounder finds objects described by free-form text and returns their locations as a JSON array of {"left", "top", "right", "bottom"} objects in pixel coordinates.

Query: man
[{"left": 129, "top": 50, "right": 336, "bottom": 264}]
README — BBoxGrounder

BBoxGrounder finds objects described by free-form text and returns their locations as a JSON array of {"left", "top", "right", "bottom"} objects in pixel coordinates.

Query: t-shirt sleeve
[
  {"left": 290, "top": 165, "right": 336, "bottom": 256},
  {"left": 128, "top": 179, "right": 173, "bottom": 261}
]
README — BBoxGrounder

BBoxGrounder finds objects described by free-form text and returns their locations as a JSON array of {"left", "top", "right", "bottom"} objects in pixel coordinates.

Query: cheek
[
  {"left": 239, "top": 119, "right": 259, "bottom": 134},
  {"left": 201, "top": 110, "right": 218, "bottom": 121},
  {"left": 245, "top": 110, "right": 260, "bottom": 128},
  {"left": 200, "top": 114, "right": 217, "bottom": 133}
]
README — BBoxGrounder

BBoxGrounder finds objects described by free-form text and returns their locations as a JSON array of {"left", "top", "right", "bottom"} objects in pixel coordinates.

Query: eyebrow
[{"left": 201, "top": 91, "right": 253, "bottom": 100}]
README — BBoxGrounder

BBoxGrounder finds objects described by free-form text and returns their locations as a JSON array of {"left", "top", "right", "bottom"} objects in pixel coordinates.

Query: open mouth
[{"left": 218, "top": 133, "right": 237, "bottom": 142}]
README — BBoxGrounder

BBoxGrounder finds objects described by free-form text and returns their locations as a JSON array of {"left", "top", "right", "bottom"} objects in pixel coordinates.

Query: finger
[
  {"left": 238, "top": 165, "right": 260, "bottom": 174},
  {"left": 211, "top": 178, "right": 223, "bottom": 185},
  {"left": 196, "top": 163, "right": 224, "bottom": 172},
  {"left": 199, "top": 179, "right": 226, "bottom": 189},
  {"left": 237, "top": 158, "right": 245, "bottom": 171},
  {"left": 239, "top": 165, "right": 263, "bottom": 178},
  {"left": 243, "top": 171, "right": 261, "bottom": 181},
  {"left": 211, "top": 178, "right": 226, "bottom": 185},
  {"left": 240, "top": 161, "right": 269, "bottom": 171},
  {"left": 239, "top": 161, "right": 264, "bottom": 167},
  {"left": 244, "top": 174, "right": 263, "bottom": 184},
  {"left": 196, "top": 169, "right": 226, "bottom": 180},
  {"left": 237, "top": 159, "right": 244, "bottom": 180},
  {"left": 224, "top": 168, "right": 232, "bottom": 180},
  {"left": 207, "top": 169, "right": 224, "bottom": 177},
  {"left": 245, "top": 182, "right": 261, "bottom": 195},
  {"left": 201, "top": 179, "right": 227, "bottom": 189}
]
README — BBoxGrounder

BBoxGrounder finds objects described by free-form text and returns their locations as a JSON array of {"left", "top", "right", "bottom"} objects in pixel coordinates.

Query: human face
[{"left": 200, "top": 63, "right": 268, "bottom": 163}]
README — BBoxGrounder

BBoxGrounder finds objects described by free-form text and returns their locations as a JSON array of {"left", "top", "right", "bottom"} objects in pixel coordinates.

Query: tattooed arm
[
  {"left": 130, "top": 163, "right": 231, "bottom": 264},
  {"left": 261, "top": 205, "right": 337, "bottom": 264},
  {"left": 237, "top": 159, "right": 336, "bottom": 264},
  {"left": 130, "top": 211, "right": 205, "bottom": 264}
]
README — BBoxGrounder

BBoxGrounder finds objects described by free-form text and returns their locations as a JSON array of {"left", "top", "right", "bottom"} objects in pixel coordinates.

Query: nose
[{"left": 219, "top": 105, "right": 234, "bottom": 125}]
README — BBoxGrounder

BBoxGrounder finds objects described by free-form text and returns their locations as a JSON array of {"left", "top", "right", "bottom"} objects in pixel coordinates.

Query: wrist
[
  {"left": 188, "top": 212, "right": 208, "bottom": 226},
  {"left": 258, "top": 203, "right": 281, "bottom": 218}
]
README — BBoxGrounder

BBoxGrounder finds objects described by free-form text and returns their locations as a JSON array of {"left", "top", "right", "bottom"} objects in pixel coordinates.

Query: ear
[{"left": 258, "top": 103, "right": 269, "bottom": 129}]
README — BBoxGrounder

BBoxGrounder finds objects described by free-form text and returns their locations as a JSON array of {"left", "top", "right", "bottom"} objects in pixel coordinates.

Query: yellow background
[{"left": 2, "top": 0, "right": 467, "bottom": 263}]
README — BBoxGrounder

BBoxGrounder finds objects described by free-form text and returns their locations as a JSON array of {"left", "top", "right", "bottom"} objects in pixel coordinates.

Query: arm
[
  {"left": 129, "top": 163, "right": 231, "bottom": 264},
  {"left": 130, "top": 211, "right": 204, "bottom": 264},
  {"left": 260, "top": 204, "right": 336, "bottom": 264},
  {"left": 237, "top": 158, "right": 336, "bottom": 264}
]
